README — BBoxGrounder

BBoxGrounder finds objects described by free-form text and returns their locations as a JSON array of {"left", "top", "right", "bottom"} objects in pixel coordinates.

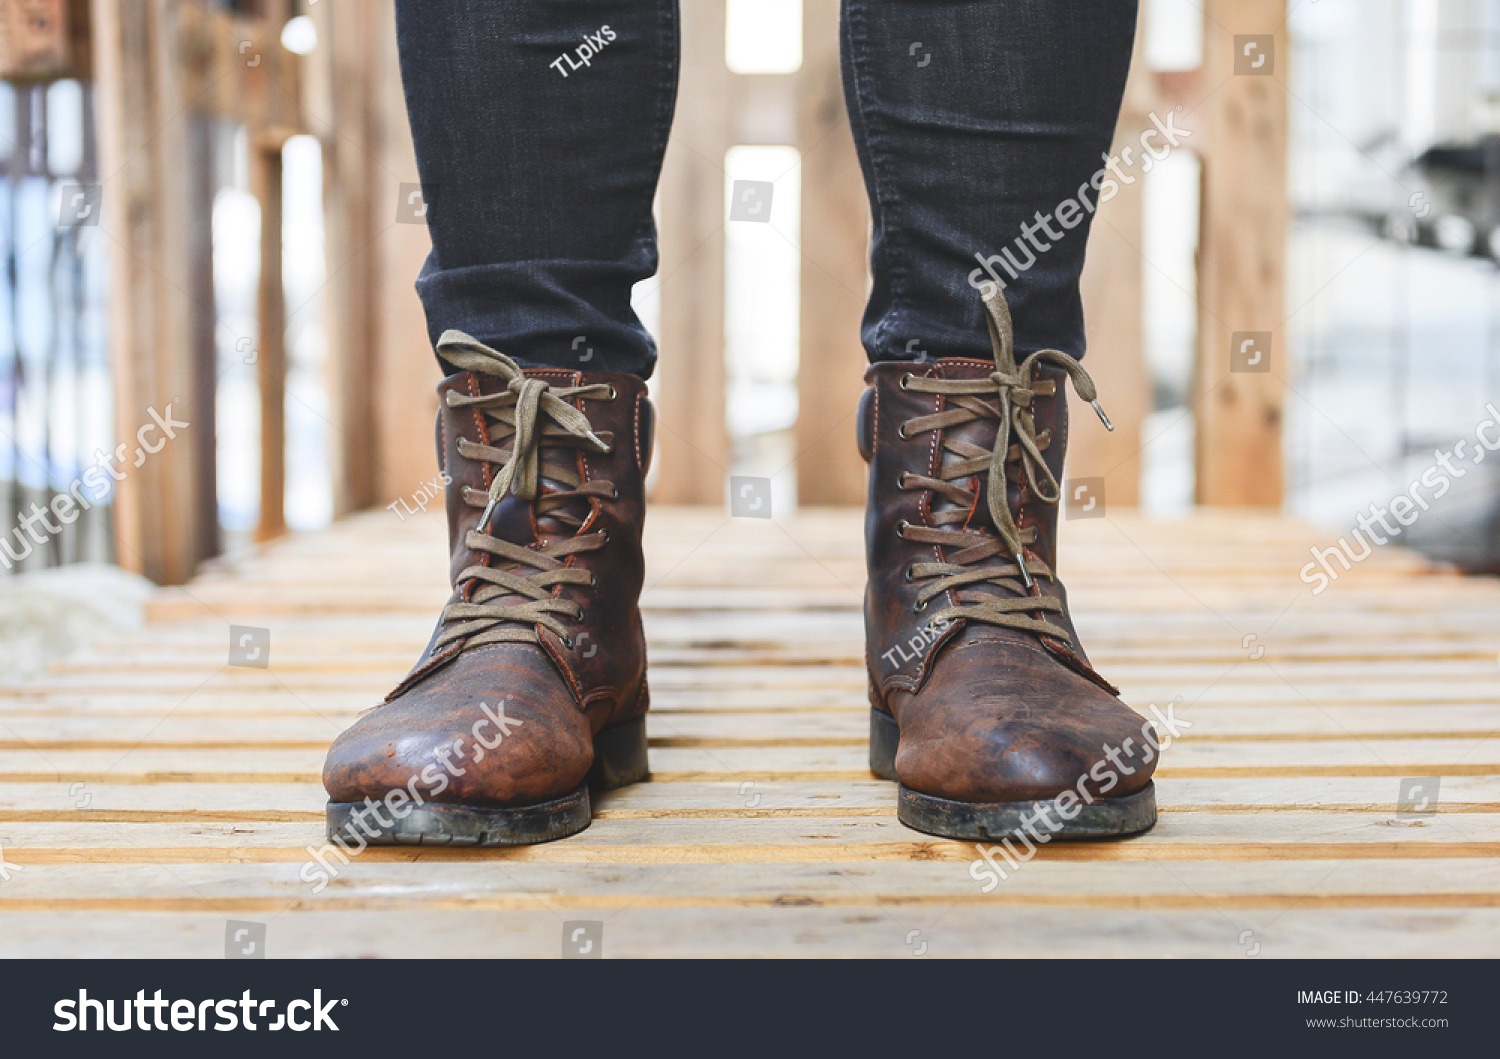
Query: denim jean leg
[
  {"left": 840, "top": 0, "right": 1138, "bottom": 363},
  {"left": 395, "top": 0, "right": 680, "bottom": 377}
]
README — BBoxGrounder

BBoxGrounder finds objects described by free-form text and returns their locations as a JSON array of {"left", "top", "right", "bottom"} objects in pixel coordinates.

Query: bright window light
[
  {"left": 726, "top": 0, "right": 802, "bottom": 75},
  {"left": 1144, "top": 0, "right": 1203, "bottom": 72}
]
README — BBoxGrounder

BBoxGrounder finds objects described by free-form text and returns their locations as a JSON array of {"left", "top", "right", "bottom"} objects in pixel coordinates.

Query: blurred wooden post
[
  {"left": 654, "top": 0, "right": 867, "bottom": 506},
  {"left": 1073, "top": 0, "right": 1288, "bottom": 509},
  {"left": 311, "top": 0, "right": 377, "bottom": 517},
  {"left": 794, "top": 0, "right": 869, "bottom": 507},
  {"left": 369, "top": 5, "right": 440, "bottom": 510},
  {"left": 94, "top": 0, "right": 305, "bottom": 582},
  {"left": 186, "top": 113, "right": 219, "bottom": 561},
  {"left": 313, "top": 0, "right": 438, "bottom": 514},
  {"left": 1192, "top": 0, "right": 1287, "bottom": 506},
  {"left": 654, "top": 0, "right": 730, "bottom": 504},
  {"left": 251, "top": 143, "right": 286, "bottom": 540},
  {"left": 249, "top": 0, "right": 292, "bottom": 541},
  {"left": 1068, "top": 15, "right": 1153, "bottom": 508},
  {"left": 92, "top": 0, "right": 211, "bottom": 584}
]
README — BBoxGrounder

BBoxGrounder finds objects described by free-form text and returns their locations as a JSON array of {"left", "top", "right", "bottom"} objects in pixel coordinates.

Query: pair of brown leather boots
[{"left": 322, "top": 290, "right": 1158, "bottom": 846}]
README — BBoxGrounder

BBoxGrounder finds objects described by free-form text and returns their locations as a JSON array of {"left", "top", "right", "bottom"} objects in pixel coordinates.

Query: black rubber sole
[
  {"left": 869, "top": 706, "right": 1157, "bottom": 841},
  {"left": 325, "top": 714, "right": 650, "bottom": 847}
]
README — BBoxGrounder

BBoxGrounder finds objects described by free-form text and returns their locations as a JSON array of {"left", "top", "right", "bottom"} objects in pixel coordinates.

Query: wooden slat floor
[{"left": 2, "top": 506, "right": 1499, "bottom": 957}]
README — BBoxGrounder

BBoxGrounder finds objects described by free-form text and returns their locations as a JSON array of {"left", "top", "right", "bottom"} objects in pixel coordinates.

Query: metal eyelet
[
  {"left": 904, "top": 566, "right": 915, "bottom": 583},
  {"left": 897, "top": 472, "right": 912, "bottom": 490},
  {"left": 610, "top": 486, "right": 619, "bottom": 500},
  {"left": 589, "top": 573, "right": 597, "bottom": 587},
  {"left": 605, "top": 385, "right": 618, "bottom": 400},
  {"left": 599, "top": 530, "right": 609, "bottom": 544},
  {"left": 897, "top": 424, "right": 909, "bottom": 439},
  {"left": 899, "top": 373, "right": 914, "bottom": 391},
  {"left": 913, "top": 599, "right": 927, "bottom": 612},
  {"left": 563, "top": 635, "right": 575, "bottom": 649},
  {"left": 896, "top": 519, "right": 911, "bottom": 538}
]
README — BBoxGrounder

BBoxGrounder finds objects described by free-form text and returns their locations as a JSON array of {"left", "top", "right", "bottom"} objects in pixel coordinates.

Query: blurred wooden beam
[
  {"left": 1191, "top": 0, "right": 1288, "bottom": 506},
  {"left": 186, "top": 112, "right": 220, "bottom": 562},
  {"left": 654, "top": 0, "right": 730, "bottom": 505},
  {"left": 179, "top": 3, "right": 301, "bottom": 143},
  {"left": 1073, "top": 0, "right": 1288, "bottom": 509},
  {"left": 1069, "top": 13, "right": 1153, "bottom": 509},
  {"left": 0, "top": 0, "right": 73, "bottom": 79},
  {"left": 92, "top": 0, "right": 213, "bottom": 583},
  {"left": 369, "top": 2, "right": 440, "bottom": 510},
  {"left": 311, "top": 0, "right": 436, "bottom": 514},
  {"left": 96, "top": 0, "right": 306, "bottom": 581},
  {"left": 310, "top": 0, "right": 379, "bottom": 516},
  {"left": 793, "top": 0, "right": 869, "bottom": 507},
  {"left": 251, "top": 142, "right": 286, "bottom": 541}
]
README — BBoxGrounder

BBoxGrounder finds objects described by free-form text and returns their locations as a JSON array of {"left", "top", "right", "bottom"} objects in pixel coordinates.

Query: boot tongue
[
  {"left": 464, "top": 372, "right": 593, "bottom": 613},
  {"left": 534, "top": 474, "right": 591, "bottom": 542},
  {"left": 477, "top": 369, "right": 595, "bottom": 545},
  {"left": 521, "top": 370, "right": 596, "bottom": 543},
  {"left": 928, "top": 358, "right": 1011, "bottom": 539}
]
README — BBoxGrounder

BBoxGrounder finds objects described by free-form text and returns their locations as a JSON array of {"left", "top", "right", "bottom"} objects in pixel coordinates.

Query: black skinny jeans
[{"left": 395, "top": 1, "right": 1139, "bottom": 377}]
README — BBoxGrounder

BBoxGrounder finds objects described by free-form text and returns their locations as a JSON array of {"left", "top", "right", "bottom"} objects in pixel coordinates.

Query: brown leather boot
[
  {"left": 322, "top": 332, "right": 653, "bottom": 845},
  {"left": 857, "top": 289, "right": 1157, "bottom": 841}
]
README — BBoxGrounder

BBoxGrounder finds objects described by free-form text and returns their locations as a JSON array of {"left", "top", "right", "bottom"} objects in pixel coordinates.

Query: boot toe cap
[
  {"left": 322, "top": 646, "right": 593, "bottom": 809},
  {"left": 893, "top": 641, "right": 1158, "bottom": 804}
]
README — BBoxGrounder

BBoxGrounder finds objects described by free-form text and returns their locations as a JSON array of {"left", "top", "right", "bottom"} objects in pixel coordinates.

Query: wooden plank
[
  {"left": 5, "top": 506, "right": 1500, "bottom": 957},
  {"left": 6, "top": 810, "right": 1500, "bottom": 852},
  {"left": 0, "top": 908, "right": 1493, "bottom": 959},
  {"left": 1, "top": 859, "right": 1496, "bottom": 905},
  {"left": 6, "top": 775, "right": 1500, "bottom": 815},
  {"left": 1, "top": 737, "right": 1498, "bottom": 785},
  {"left": 6, "top": 704, "right": 1500, "bottom": 742}
]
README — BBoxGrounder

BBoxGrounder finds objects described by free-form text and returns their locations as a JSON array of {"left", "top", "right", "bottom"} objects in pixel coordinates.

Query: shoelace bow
[
  {"left": 897, "top": 288, "right": 1112, "bottom": 640},
  {"left": 431, "top": 331, "right": 615, "bottom": 652}
]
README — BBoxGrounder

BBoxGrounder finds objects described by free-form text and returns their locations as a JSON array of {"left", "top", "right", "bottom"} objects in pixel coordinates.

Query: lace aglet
[
  {"left": 477, "top": 496, "right": 498, "bottom": 535},
  {"left": 1091, "top": 399, "right": 1114, "bottom": 432}
]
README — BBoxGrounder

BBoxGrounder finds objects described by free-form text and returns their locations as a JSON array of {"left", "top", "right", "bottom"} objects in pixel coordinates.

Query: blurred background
[{"left": 1, "top": 0, "right": 1498, "bottom": 605}]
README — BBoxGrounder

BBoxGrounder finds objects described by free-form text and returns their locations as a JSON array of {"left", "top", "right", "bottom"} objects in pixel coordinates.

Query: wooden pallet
[{"left": 1, "top": 507, "right": 1498, "bottom": 957}]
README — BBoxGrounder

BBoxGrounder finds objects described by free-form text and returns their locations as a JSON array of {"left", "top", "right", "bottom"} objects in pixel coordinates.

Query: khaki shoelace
[
  {"left": 431, "top": 332, "right": 615, "bottom": 651},
  {"left": 897, "top": 288, "right": 1112, "bottom": 640}
]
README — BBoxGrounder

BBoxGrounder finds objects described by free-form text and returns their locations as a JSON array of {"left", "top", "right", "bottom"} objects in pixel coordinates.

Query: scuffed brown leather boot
[
  {"left": 858, "top": 289, "right": 1157, "bottom": 841},
  {"left": 322, "top": 332, "right": 653, "bottom": 845}
]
